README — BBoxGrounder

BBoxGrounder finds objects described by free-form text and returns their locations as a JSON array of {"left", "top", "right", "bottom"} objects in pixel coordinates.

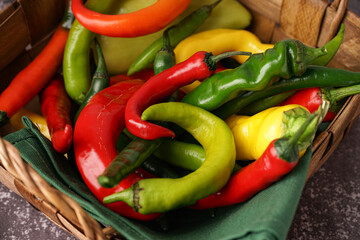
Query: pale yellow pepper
[
  {"left": 226, "top": 105, "right": 310, "bottom": 161},
  {"left": 10, "top": 108, "right": 51, "bottom": 140},
  {"left": 174, "top": 28, "right": 274, "bottom": 93},
  {"left": 98, "top": 0, "right": 252, "bottom": 75}
]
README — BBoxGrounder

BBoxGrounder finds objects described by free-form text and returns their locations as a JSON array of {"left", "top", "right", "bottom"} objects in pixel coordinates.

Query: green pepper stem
[
  {"left": 211, "top": 51, "right": 252, "bottom": 63},
  {"left": 287, "top": 112, "right": 317, "bottom": 147},
  {"left": 325, "top": 84, "right": 360, "bottom": 103}
]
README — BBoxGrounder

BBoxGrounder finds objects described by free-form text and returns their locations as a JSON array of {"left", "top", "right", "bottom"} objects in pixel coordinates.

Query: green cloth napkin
[{"left": 4, "top": 116, "right": 312, "bottom": 240}]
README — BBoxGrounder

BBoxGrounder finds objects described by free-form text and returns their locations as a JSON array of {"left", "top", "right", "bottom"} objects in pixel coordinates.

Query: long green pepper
[
  {"left": 63, "top": 0, "right": 114, "bottom": 104},
  {"left": 103, "top": 102, "right": 236, "bottom": 214},
  {"left": 182, "top": 39, "right": 327, "bottom": 111},
  {"left": 214, "top": 66, "right": 360, "bottom": 119}
]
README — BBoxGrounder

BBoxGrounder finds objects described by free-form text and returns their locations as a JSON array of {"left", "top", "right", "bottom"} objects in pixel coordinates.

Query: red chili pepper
[
  {"left": 0, "top": 2, "right": 73, "bottom": 127},
  {"left": 71, "top": 0, "right": 192, "bottom": 38},
  {"left": 125, "top": 51, "right": 248, "bottom": 140},
  {"left": 40, "top": 75, "right": 73, "bottom": 154},
  {"left": 73, "top": 80, "right": 160, "bottom": 220},
  {"left": 109, "top": 69, "right": 155, "bottom": 86},
  {"left": 190, "top": 109, "right": 321, "bottom": 210},
  {"left": 280, "top": 84, "right": 360, "bottom": 122}
]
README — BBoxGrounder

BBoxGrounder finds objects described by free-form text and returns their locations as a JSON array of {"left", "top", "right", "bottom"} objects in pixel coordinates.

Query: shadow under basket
[{"left": 1, "top": 0, "right": 360, "bottom": 239}]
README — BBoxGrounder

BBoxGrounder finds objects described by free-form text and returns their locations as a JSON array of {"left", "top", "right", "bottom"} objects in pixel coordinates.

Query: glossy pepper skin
[
  {"left": 40, "top": 75, "right": 73, "bottom": 154},
  {"left": 125, "top": 50, "right": 248, "bottom": 140},
  {"left": 71, "top": 0, "right": 191, "bottom": 38},
  {"left": 281, "top": 84, "right": 360, "bottom": 122},
  {"left": 214, "top": 66, "right": 360, "bottom": 120},
  {"left": 63, "top": 0, "right": 114, "bottom": 104},
  {"left": 0, "top": 1, "right": 73, "bottom": 126},
  {"left": 226, "top": 105, "right": 312, "bottom": 161},
  {"left": 103, "top": 102, "right": 236, "bottom": 214},
  {"left": 182, "top": 39, "right": 327, "bottom": 111},
  {"left": 73, "top": 80, "right": 160, "bottom": 221},
  {"left": 127, "top": 0, "right": 222, "bottom": 76},
  {"left": 191, "top": 106, "right": 324, "bottom": 210}
]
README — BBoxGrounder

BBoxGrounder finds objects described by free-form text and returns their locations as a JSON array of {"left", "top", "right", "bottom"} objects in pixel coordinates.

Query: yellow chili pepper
[
  {"left": 10, "top": 108, "right": 51, "bottom": 140},
  {"left": 225, "top": 105, "right": 311, "bottom": 161},
  {"left": 174, "top": 28, "right": 274, "bottom": 93},
  {"left": 98, "top": 0, "right": 252, "bottom": 75}
]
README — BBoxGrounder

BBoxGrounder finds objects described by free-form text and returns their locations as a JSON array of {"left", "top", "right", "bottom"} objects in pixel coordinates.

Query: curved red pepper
[
  {"left": 190, "top": 139, "right": 299, "bottom": 210},
  {"left": 125, "top": 51, "right": 228, "bottom": 140},
  {"left": 0, "top": 26, "right": 69, "bottom": 126},
  {"left": 71, "top": 0, "right": 192, "bottom": 38},
  {"left": 40, "top": 75, "right": 73, "bottom": 154},
  {"left": 280, "top": 87, "right": 336, "bottom": 122},
  {"left": 73, "top": 80, "right": 160, "bottom": 220}
]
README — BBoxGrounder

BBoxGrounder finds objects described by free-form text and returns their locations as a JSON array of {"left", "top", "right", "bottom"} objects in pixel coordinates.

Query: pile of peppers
[{"left": 2, "top": 0, "right": 360, "bottom": 222}]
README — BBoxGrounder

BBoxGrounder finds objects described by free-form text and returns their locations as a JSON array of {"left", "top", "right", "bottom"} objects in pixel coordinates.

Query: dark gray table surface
[{"left": 1, "top": 0, "right": 360, "bottom": 239}]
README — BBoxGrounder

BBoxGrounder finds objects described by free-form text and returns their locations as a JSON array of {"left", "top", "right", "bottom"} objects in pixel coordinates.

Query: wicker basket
[{"left": 0, "top": 0, "right": 359, "bottom": 239}]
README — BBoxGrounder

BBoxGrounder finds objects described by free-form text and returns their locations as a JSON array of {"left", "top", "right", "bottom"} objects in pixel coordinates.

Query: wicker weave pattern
[{"left": 0, "top": 0, "right": 359, "bottom": 239}]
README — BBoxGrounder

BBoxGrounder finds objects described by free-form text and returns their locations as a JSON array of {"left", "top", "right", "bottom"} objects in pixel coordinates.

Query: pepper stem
[
  {"left": 211, "top": 51, "right": 252, "bottom": 63},
  {"left": 325, "top": 84, "right": 360, "bottom": 103},
  {"left": 207, "top": 0, "right": 222, "bottom": 10}
]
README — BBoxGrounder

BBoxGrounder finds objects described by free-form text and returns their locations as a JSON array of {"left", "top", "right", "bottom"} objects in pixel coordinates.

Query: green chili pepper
[
  {"left": 232, "top": 24, "right": 345, "bottom": 116},
  {"left": 63, "top": 0, "right": 114, "bottom": 104},
  {"left": 154, "top": 138, "right": 242, "bottom": 172},
  {"left": 103, "top": 102, "right": 236, "bottom": 214},
  {"left": 153, "top": 27, "right": 176, "bottom": 75},
  {"left": 214, "top": 66, "right": 360, "bottom": 119},
  {"left": 312, "top": 24, "right": 345, "bottom": 66},
  {"left": 98, "top": 138, "right": 163, "bottom": 188},
  {"left": 73, "top": 39, "right": 110, "bottom": 123},
  {"left": 127, "top": 0, "right": 222, "bottom": 76},
  {"left": 181, "top": 39, "right": 327, "bottom": 111}
]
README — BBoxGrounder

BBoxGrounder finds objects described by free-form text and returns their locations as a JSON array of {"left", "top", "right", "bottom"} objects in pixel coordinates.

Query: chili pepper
[
  {"left": 182, "top": 39, "right": 327, "bottom": 111},
  {"left": 40, "top": 75, "right": 73, "bottom": 154},
  {"left": 125, "top": 50, "right": 251, "bottom": 140},
  {"left": 9, "top": 108, "right": 50, "bottom": 140},
  {"left": 281, "top": 84, "right": 360, "bottom": 122},
  {"left": 153, "top": 27, "right": 177, "bottom": 75},
  {"left": 214, "top": 66, "right": 360, "bottom": 119},
  {"left": 127, "top": 0, "right": 222, "bottom": 76},
  {"left": 154, "top": 138, "right": 242, "bottom": 172},
  {"left": 63, "top": 0, "right": 114, "bottom": 104},
  {"left": 73, "top": 39, "right": 110, "bottom": 123},
  {"left": 312, "top": 24, "right": 345, "bottom": 66},
  {"left": 191, "top": 103, "right": 327, "bottom": 210},
  {"left": 71, "top": 0, "right": 191, "bottom": 38},
  {"left": 0, "top": 1, "right": 73, "bottom": 127},
  {"left": 226, "top": 105, "right": 315, "bottom": 161},
  {"left": 73, "top": 80, "right": 160, "bottom": 220},
  {"left": 103, "top": 102, "right": 236, "bottom": 214}
]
